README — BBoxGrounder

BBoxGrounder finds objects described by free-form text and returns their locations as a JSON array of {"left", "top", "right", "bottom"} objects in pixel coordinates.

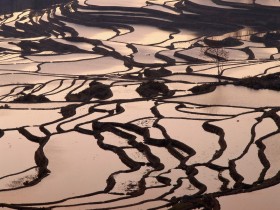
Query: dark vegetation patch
[
  {"left": 60, "top": 104, "right": 79, "bottom": 118},
  {"left": 170, "top": 194, "right": 219, "bottom": 210},
  {"left": 189, "top": 83, "right": 217, "bottom": 94},
  {"left": 186, "top": 66, "right": 193, "bottom": 73},
  {"left": 13, "top": 94, "right": 50, "bottom": 103},
  {"left": 23, "top": 85, "right": 35, "bottom": 91},
  {"left": 66, "top": 81, "right": 113, "bottom": 102},
  {"left": 204, "top": 37, "right": 243, "bottom": 48},
  {"left": 189, "top": 74, "right": 280, "bottom": 94},
  {"left": 144, "top": 67, "right": 172, "bottom": 78},
  {"left": 234, "top": 74, "right": 280, "bottom": 90},
  {"left": 0, "top": 104, "right": 10, "bottom": 109},
  {"left": 251, "top": 32, "right": 280, "bottom": 48},
  {"left": 136, "top": 81, "right": 175, "bottom": 98},
  {"left": 18, "top": 39, "right": 85, "bottom": 55}
]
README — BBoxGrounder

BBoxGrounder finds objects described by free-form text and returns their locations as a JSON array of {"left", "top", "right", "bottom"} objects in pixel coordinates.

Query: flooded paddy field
[{"left": 1, "top": 0, "right": 280, "bottom": 209}]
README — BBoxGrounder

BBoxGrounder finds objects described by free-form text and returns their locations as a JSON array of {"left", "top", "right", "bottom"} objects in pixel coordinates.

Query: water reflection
[{"left": 0, "top": 0, "right": 70, "bottom": 15}]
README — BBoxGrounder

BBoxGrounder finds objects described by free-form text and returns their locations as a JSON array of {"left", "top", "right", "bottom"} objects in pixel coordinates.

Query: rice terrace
[{"left": 0, "top": 0, "right": 280, "bottom": 209}]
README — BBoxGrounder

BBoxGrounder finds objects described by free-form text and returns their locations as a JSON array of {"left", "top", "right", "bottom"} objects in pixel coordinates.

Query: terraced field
[{"left": 1, "top": 0, "right": 280, "bottom": 209}]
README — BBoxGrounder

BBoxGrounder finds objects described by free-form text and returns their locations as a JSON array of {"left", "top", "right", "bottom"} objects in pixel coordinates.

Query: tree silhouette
[{"left": 201, "top": 47, "right": 229, "bottom": 82}]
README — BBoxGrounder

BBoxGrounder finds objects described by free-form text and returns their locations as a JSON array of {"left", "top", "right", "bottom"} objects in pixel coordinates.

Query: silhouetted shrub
[
  {"left": 136, "top": 81, "right": 174, "bottom": 98},
  {"left": 66, "top": 81, "right": 113, "bottom": 102},
  {"left": 234, "top": 74, "right": 280, "bottom": 91},
  {"left": 189, "top": 83, "right": 216, "bottom": 94},
  {"left": 204, "top": 37, "right": 242, "bottom": 47},
  {"left": 13, "top": 94, "right": 50, "bottom": 103},
  {"left": 0, "top": 104, "right": 10, "bottom": 109},
  {"left": 60, "top": 104, "right": 79, "bottom": 118},
  {"left": 144, "top": 68, "right": 172, "bottom": 78}
]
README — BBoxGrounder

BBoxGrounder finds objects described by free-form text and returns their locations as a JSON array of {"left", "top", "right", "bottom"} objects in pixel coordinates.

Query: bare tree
[{"left": 200, "top": 47, "right": 229, "bottom": 82}]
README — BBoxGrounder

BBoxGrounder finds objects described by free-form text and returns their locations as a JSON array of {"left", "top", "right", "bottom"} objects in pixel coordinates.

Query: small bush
[
  {"left": 144, "top": 68, "right": 172, "bottom": 78},
  {"left": 136, "top": 81, "right": 174, "bottom": 98},
  {"left": 13, "top": 94, "right": 50, "bottom": 103},
  {"left": 60, "top": 104, "right": 79, "bottom": 118},
  {"left": 66, "top": 81, "right": 113, "bottom": 102},
  {"left": 189, "top": 83, "right": 216, "bottom": 94},
  {"left": 234, "top": 74, "right": 280, "bottom": 91}
]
